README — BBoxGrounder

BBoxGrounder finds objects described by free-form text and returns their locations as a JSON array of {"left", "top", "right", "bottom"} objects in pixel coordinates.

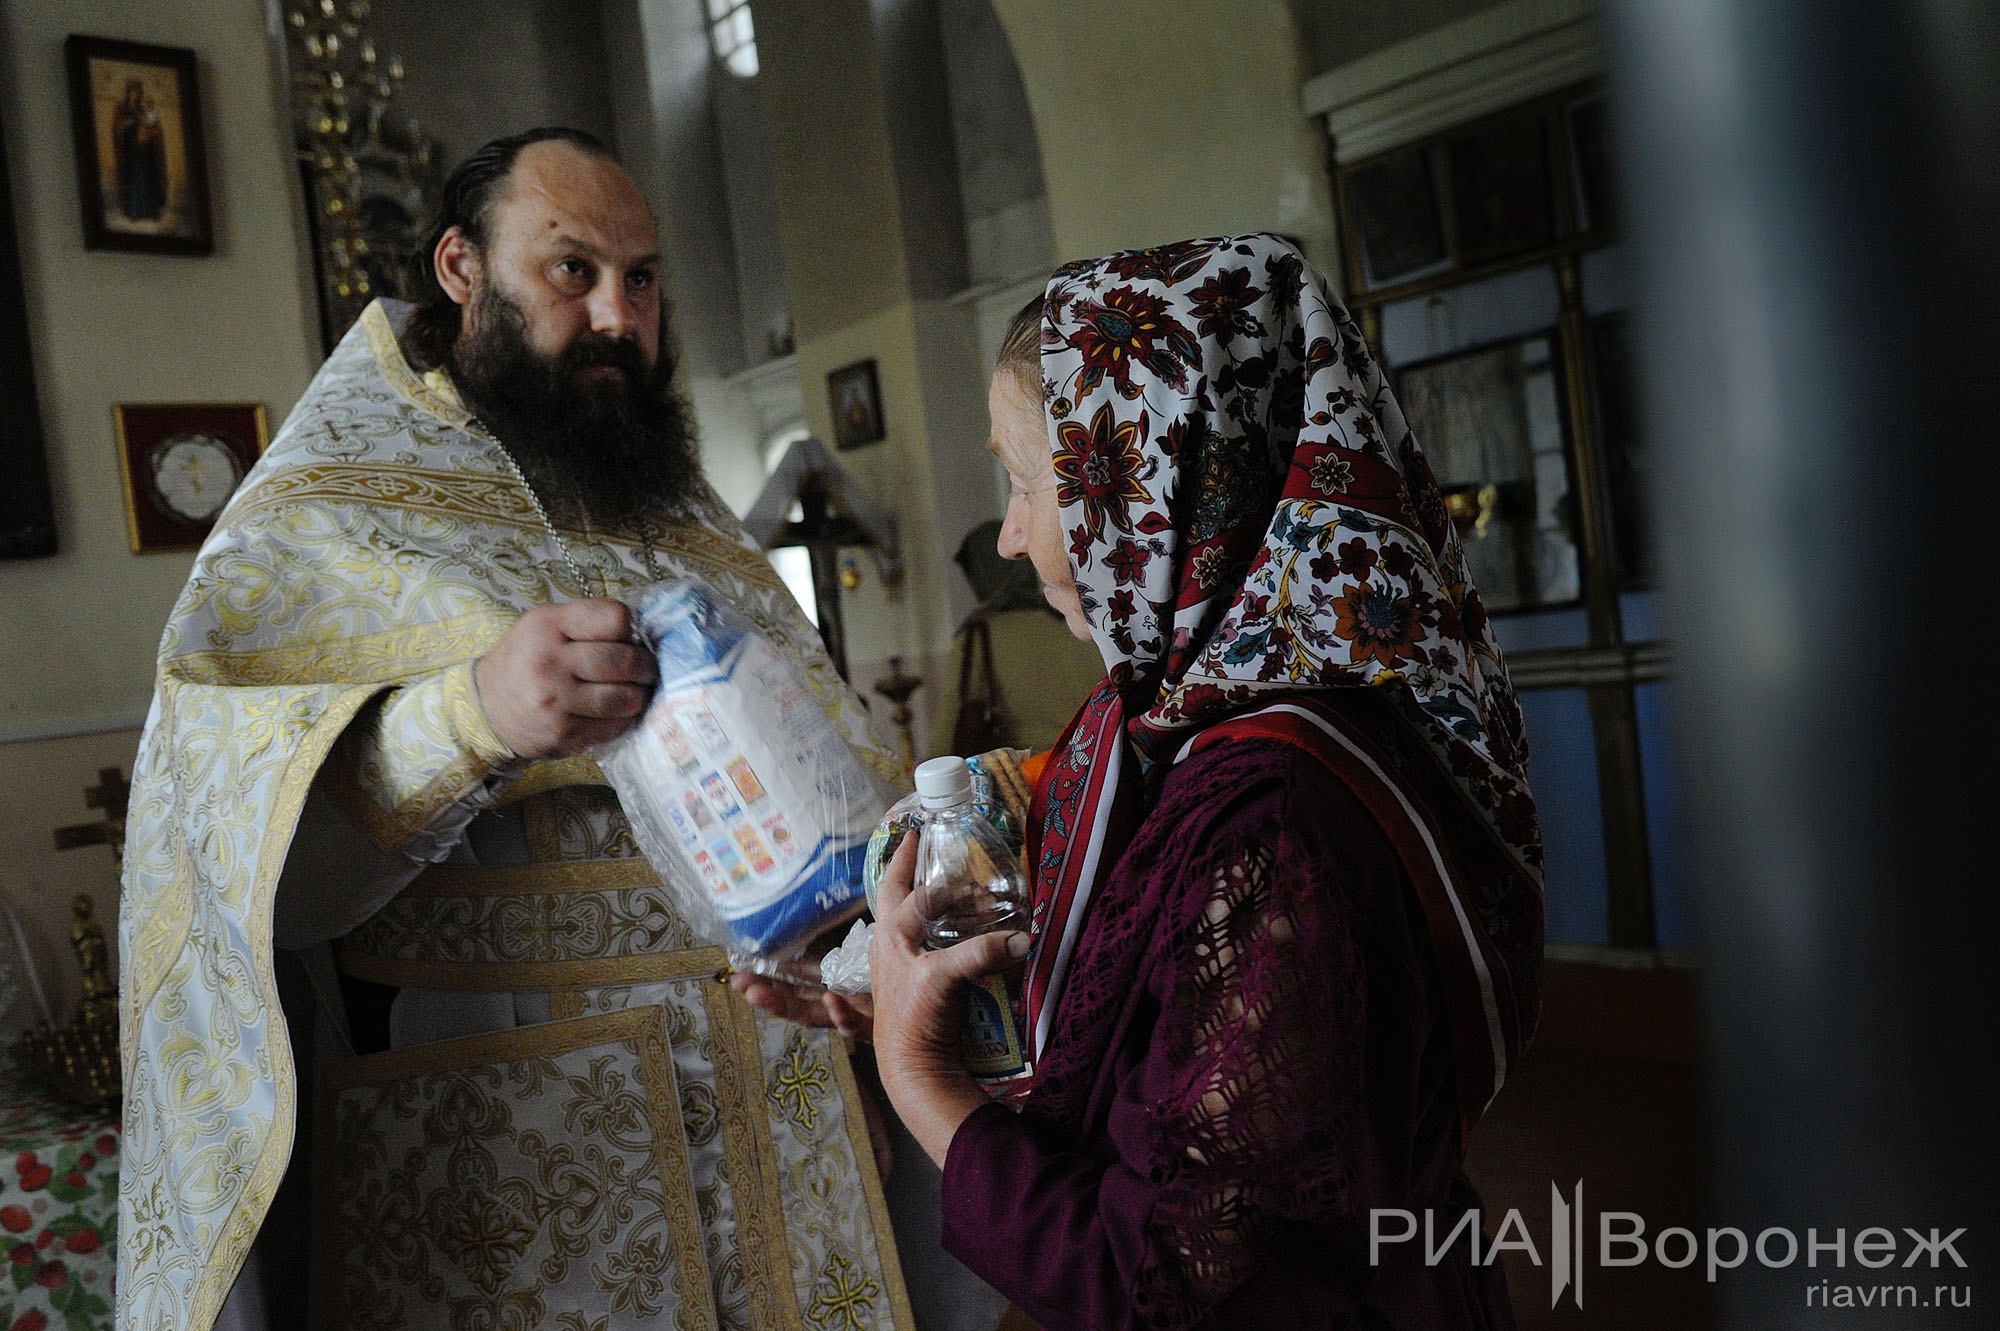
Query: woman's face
[{"left": 988, "top": 369, "right": 1092, "bottom": 642}]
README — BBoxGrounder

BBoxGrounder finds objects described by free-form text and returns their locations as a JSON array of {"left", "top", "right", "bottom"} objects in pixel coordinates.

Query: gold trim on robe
[{"left": 317, "top": 1008, "right": 720, "bottom": 1330}]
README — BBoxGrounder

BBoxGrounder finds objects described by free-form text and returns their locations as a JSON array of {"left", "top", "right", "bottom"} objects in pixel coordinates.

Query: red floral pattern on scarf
[
  {"left": 1062, "top": 286, "right": 1201, "bottom": 397},
  {"left": 1051, "top": 404, "right": 1156, "bottom": 542}
]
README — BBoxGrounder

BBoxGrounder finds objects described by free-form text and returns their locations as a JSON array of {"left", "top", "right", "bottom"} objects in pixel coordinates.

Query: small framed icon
[
  {"left": 827, "top": 358, "right": 885, "bottom": 449},
  {"left": 113, "top": 402, "right": 267, "bottom": 553},
  {"left": 65, "top": 36, "right": 214, "bottom": 255}
]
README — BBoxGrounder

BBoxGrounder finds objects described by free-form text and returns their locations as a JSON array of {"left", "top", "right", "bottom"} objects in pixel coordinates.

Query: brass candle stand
[
  {"left": 16, "top": 767, "right": 128, "bottom": 1109},
  {"left": 873, "top": 656, "right": 923, "bottom": 771},
  {"left": 285, "top": 0, "right": 440, "bottom": 349},
  {"left": 13, "top": 896, "right": 119, "bottom": 1110}
]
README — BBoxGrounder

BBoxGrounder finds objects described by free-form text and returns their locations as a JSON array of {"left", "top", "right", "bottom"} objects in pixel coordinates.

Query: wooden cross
[
  {"left": 53, "top": 765, "right": 131, "bottom": 863},
  {"left": 776, "top": 475, "right": 871, "bottom": 682}
]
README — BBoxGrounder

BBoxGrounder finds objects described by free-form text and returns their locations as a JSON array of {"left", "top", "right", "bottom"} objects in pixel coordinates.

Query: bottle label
[{"left": 960, "top": 968, "right": 1029, "bottom": 1082}]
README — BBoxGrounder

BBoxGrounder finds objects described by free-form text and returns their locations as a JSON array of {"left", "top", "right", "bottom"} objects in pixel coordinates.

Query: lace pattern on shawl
[{"left": 1027, "top": 742, "right": 1366, "bottom": 1330}]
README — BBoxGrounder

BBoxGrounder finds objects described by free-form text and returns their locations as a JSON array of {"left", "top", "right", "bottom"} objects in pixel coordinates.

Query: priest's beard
[{"left": 448, "top": 283, "right": 700, "bottom": 529}]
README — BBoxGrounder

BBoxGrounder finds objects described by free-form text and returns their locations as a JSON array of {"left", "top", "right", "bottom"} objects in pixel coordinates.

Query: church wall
[
  {"left": 869, "top": 0, "right": 971, "bottom": 303},
  {"left": 993, "top": 0, "right": 1340, "bottom": 276},
  {"left": 754, "top": 0, "right": 959, "bottom": 680},
  {"left": 365, "top": 0, "right": 620, "bottom": 169},
  {"left": 756, "top": 0, "right": 914, "bottom": 342},
  {"left": 1297, "top": 0, "right": 1515, "bottom": 71},
  {"left": 708, "top": 57, "right": 793, "bottom": 366},
  {"left": 792, "top": 301, "right": 952, "bottom": 760},
  {"left": 0, "top": 0, "right": 322, "bottom": 1010},
  {"left": 937, "top": 0, "right": 1053, "bottom": 288}
]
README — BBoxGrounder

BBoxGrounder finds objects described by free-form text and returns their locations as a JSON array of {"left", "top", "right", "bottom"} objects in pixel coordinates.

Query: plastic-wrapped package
[{"left": 597, "top": 580, "right": 890, "bottom": 968}]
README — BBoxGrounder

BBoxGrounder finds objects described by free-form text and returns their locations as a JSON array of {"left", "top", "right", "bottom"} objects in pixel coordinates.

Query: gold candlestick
[
  {"left": 21, "top": 770, "right": 130, "bottom": 1108},
  {"left": 872, "top": 656, "right": 923, "bottom": 772}
]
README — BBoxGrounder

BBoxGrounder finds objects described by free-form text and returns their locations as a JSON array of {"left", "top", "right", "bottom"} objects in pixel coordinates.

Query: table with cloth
[{"left": 0, "top": 1074, "right": 117, "bottom": 1331}]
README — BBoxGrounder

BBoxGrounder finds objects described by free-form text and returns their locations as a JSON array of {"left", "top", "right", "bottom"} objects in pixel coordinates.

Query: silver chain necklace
[{"left": 470, "top": 414, "right": 665, "bottom": 594}]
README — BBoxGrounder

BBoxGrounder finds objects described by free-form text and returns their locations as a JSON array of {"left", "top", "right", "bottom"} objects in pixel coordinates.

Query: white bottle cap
[{"left": 914, "top": 755, "right": 973, "bottom": 808}]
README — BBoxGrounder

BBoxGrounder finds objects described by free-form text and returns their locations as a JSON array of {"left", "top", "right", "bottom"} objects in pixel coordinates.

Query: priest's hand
[
  {"left": 730, "top": 971, "right": 876, "bottom": 1040},
  {"left": 869, "top": 835, "right": 1027, "bottom": 1168},
  {"left": 475, "top": 599, "right": 657, "bottom": 758}
]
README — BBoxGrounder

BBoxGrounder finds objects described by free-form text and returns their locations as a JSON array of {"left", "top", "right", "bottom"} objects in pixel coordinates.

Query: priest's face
[
  {"left": 446, "top": 141, "right": 698, "bottom": 523},
  {"left": 464, "top": 140, "right": 662, "bottom": 378}
]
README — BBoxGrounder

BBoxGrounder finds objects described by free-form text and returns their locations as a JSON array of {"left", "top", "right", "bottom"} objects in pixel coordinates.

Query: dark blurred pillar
[{"left": 1606, "top": 1, "right": 2000, "bottom": 1324}]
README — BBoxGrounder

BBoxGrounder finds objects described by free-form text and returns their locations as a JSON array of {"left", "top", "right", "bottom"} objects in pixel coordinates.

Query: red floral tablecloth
[{"left": 0, "top": 1077, "right": 116, "bottom": 1331}]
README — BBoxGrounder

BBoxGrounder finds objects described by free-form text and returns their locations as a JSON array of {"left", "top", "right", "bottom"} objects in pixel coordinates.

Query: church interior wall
[
  {"left": 754, "top": 0, "right": 913, "bottom": 340},
  {"left": 0, "top": 0, "right": 322, "bottom": 1010},
  {"left": 993, "top": 0, "right": 1339, "bottom": 277},
  {"left": 1298, "top": 0, "right": 1515, "bottom": 71},
  {"left": 739, "top": 0, "right": 1055, "bottom": 748},
  {"left": 937, "top": 0, "right": 1051, "bottom": 288},
  {"left": 790, "top": 302, "right": 952, "bottom": 748},
  {"left": 363, "top": 0, "right": 620, "bottom": 171},
  {"left": 868, "top": 0, "right": 971, "bottom": 303},
  {"left": 706, "top": 54, "right": 792, "bottom": 366}
]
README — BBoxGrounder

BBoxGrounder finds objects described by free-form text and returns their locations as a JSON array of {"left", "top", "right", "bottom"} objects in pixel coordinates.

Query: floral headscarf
[{"left": 1023, "top": 234, "right": 1543, "bottom": 1127}]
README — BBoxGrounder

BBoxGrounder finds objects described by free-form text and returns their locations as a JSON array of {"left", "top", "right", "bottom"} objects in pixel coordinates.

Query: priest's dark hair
[{"left": 401, "top": 126, "right": 623, "bottom": 372}]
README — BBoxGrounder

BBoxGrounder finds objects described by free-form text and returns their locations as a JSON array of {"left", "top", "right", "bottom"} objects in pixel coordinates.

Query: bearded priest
[{"left": 117, "top": 128, "right": 923, "bottom": 1331}]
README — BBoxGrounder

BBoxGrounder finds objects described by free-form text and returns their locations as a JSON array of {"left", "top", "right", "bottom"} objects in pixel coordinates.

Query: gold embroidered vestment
[{"left": 119, "top": 301, "right": 912, "bottom": 1331}]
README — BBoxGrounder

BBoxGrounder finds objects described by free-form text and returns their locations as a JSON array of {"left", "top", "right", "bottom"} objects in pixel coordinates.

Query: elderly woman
[{"left": 865, "top": 234, "right": 1544, "bottom": 1330}]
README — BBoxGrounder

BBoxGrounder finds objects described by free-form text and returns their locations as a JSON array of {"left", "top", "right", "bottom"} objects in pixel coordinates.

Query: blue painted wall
[{"left": 1517, "top": 686, "right": 1610, "bottom": 945}]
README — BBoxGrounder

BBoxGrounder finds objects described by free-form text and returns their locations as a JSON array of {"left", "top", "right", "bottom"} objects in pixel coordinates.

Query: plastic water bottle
[{"left": 912, "top": 755, "right": 1034, "bottom": 1105}]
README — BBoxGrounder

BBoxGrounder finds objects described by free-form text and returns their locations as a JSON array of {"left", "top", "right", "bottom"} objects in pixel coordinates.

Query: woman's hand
[{"left": 869, "top": 834, "right": 1029, "bottom": 1167}]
